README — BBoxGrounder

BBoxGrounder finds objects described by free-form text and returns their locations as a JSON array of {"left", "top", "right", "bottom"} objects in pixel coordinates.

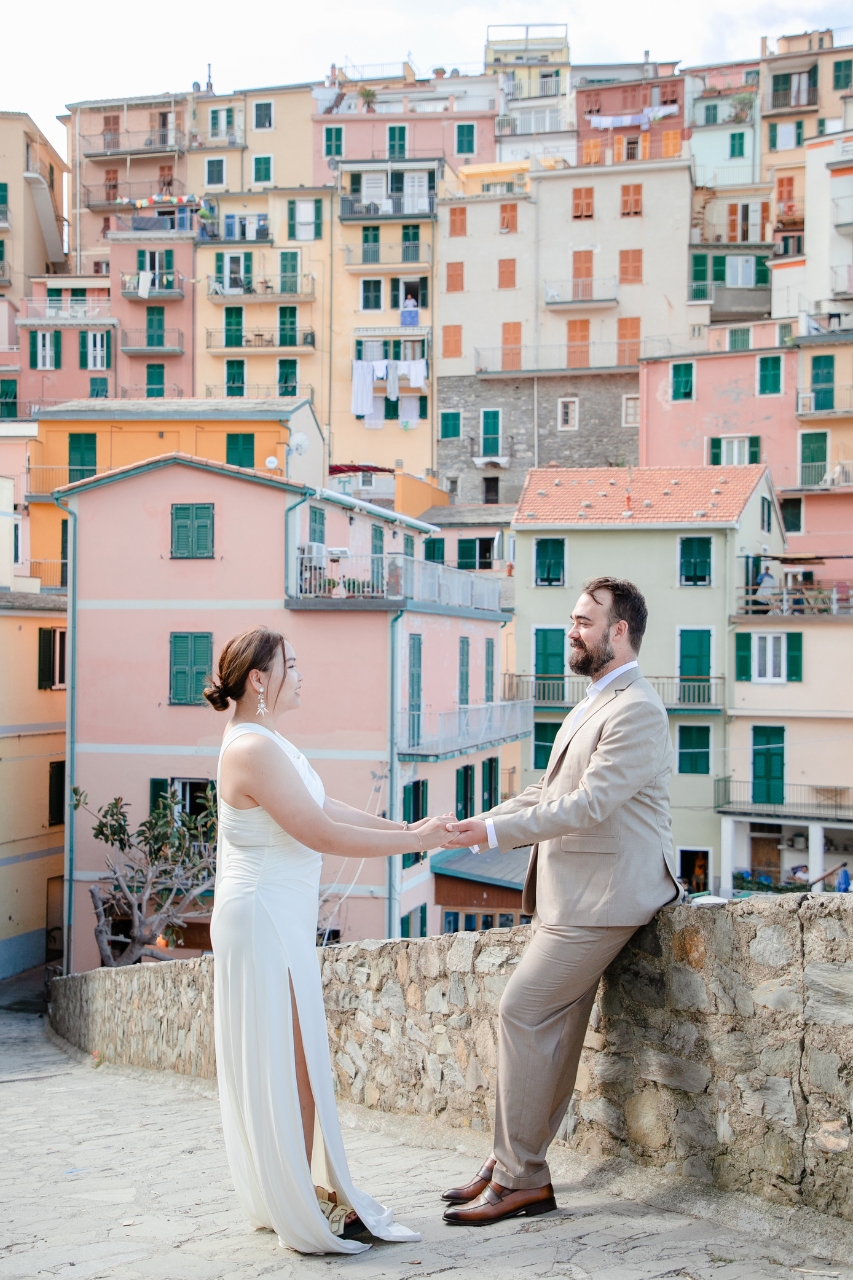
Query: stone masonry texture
[
  {"left": 437, "top": 372, "right": 639, "bottom": 505},
  {"left": 50, "top": 895, "right": 853, "bottom": 1224}
]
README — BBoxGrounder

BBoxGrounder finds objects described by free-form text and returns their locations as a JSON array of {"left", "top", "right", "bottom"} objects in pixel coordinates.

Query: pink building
[
  {"left": 639, "top": 321, "right": 853, "bottom": 581},
  {"left": 57, "top": 454, "right": 528, "bottom": 973}
]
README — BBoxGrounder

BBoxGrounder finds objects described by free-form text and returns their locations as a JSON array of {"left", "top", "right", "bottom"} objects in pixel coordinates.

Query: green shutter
[
  {"left": 164, "top": 248, "right": 173, "bottom": 271},
  {"left": 390, "top": 278, "right": 400, "bottom": 308},
  {"left": 215, "top": 251, "right": 224, "bottom": 285},
  {"left": 53, "top": 330, "right": 62, "bottom": 369},
  {"left": 224, "top": 306, "right": 244, "bottom": 347},
  {"left": 191, "top": 633, "right": 213, "bottom": 703},
  {"left": 752, "top": 725, "right": 784, "bottom": 804},
  {"left": 392, "top": 338, "right": 401, "bottom": 360},
  {"left": 795, "top": 120, "right": 803, "bottom": 147},
  {"left": 68, "top": 432, "right": 97, "bottom": 481},
  {"left": 756, "top": 256, "right": 770, "bottom": 286},
  {"left": 678, "top": 725, "right": 710, "bottom": 775},
  {"left": 310, "top": 506, "right": 326, "bottom": 543},
  {"left": 288, "top": 200, "right": 296, "bottom": 239},
  {"left": 710, "top": 438, "right": 721, "bottom": 465},
  {"left": 243, "top": 252, "right": 252, "bottom": 289},
  {"left": 171, "top": 504, "right": 193, "bottom": 557},
  {"left": 402, "top": 782, "right": 414, "bottom": 825},
  {"left": 679, "top": 629, "right": 711, "bottom": 678},
  {"left": 691, "top": 253, "right": 708, "bottom": 283},
  {"left": 383, "top": 340, "right": 390, "bottom": 359},
  {"left": 105, "top": 329, "right": 111, "bottom": 369},
  {"left": 485, "top": 638, "right": 495, "bottom": 704},
  {"left": 38, "top": 628, "right": 55, "bottom": 689},
  {"left": 193, "top": 503, "right": 214, "bottom": 557},
  {"left": 680, "top": 536, "right": 711, "bottom": 585},
  {"left": 226, "top": 433, "right": 254, "bottom": 467},
  {"left": 314, "top": 198, "right": 322, "bottom": 239},
  {"left": 758, "top": 355, "right": 780, "bottom": 395},
  {"left": 170, "top": 633, "right": 191, "bottom": 703},
  {"left": 535, "top": 538, "right": 564, "bottom": 586},
  {"left": 533, "top": 722, "right": 560, "bottom": 770},
  {"left": 79, "top": 331, "right": 88, "bottom": 370},
  {"left": 150, "top": 778, "right": 169, "bottom": 814},
  {"left": 786, "top": 632, "right": 802, "bottom": 682},
  {"left": 279, "top": 305, "right": 297, "bottom": 345},
  {"left": 735, "top": 632, "right": 752, "bottom": 681},
  {"left": 457, "top": 539, "right": 477, "bottom": 569},
  {"left": 29, "top": 331, "right": 38, "bottom": 369},
  {"left": 419, "top": 395, "right": 428, "bottom": 419},
  {"left": 441, "top": 411, "right": 461, "bottom": 438},
  {"left": 419, "top": 276, "right": 428, "bottom": 308},
  {"left": 384, "top": 396, "right": 399, "bottom": 420},
  {"left": 749, "top": 436, "right": 761, "bottom": 463},
  {"left": 459, "top": 636, "right": 469, "bottom": 705},
  {"left": 535, "top": 628, "right": 565, "bottom": 676},
  {"left": 712, "top": 255, "right": 727, "bottom": 283},
  {"left": 769, "top": 122, "right": 777, "bottom": 150},
  {"left": 456, "top": 767, "right": 466, "bottom": 820},
  {"left": 146, "top": 305, "right": 165, "bottom": 347},
  {"left": 170, "top": 632, "right": 212, "bottom": 704},
  {"left": 137, "top": 249, "right": 146, "bottom": 271},
  {"left": 424, "top": 537, "right": 444, "bottom": 563},
  {"left": 355, "top": 339, "right": 363, "bottom": 360},
  {"left": 280, "top": 250, "right": 298, "bottom": 291}
]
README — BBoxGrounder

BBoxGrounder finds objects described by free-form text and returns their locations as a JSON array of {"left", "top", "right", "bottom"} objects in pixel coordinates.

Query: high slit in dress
[{"left": 211, "top": 721, "right": 420, "bottom": 1254}]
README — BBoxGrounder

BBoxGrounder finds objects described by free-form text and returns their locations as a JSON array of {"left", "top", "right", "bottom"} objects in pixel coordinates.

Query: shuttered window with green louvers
[
  {"left": 171, "top": 504, "right": 214, "bottom": 558},
  {"left": 170, "top": 632, "right": 213, "bottom": 704}
]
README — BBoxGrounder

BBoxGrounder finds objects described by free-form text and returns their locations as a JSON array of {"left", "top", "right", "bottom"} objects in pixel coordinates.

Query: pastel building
[
  {"left": 486, "top": 23, "right": 577, "bottom": 164},
  {"left": 56, "top": 451, "right": 527, "bottom": 972}
]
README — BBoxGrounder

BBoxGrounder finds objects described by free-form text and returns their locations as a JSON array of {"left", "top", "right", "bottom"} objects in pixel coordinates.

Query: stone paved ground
[{"left": 3, "top": 1012, "right": 853, "bottom": 1280}]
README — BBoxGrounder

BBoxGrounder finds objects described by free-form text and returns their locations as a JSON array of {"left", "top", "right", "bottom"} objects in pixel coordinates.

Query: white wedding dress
[{"left": 211, "top": 722, "right": 420, "bottom": 1254}]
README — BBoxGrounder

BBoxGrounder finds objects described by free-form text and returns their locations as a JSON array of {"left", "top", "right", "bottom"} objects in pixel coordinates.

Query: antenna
[{"left": 206, "top": 63, "right": 213, "bottom": 93}]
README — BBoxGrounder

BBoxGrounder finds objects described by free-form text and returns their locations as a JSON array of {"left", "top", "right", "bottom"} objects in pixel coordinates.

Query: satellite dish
[
  {"left": 288, "top": 432, "right": 309, "bottom": 457},
  {"left": 265, "top": 455, "right": 279, "bottom": 469}
]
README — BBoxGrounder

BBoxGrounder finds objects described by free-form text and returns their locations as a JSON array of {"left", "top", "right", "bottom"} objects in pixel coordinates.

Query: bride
[{"left": 206, "top": 625, "right": 446, "bottom": 1254}]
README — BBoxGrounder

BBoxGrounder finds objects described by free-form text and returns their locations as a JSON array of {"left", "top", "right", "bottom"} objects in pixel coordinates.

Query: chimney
[
  {"left": 643, "top": 50, "right": 649, "bottom": 63},
  {"left": 331, "top": 63, "right": 337, "bottom": 85}
]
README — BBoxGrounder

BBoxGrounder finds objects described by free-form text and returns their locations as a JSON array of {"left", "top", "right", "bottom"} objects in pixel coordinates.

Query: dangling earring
[{"left": 256, "top": 686, "right": 267, "bottom": 717}]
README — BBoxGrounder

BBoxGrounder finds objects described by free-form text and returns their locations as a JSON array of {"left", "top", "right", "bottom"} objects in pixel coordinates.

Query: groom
[{"left": 439, "top": 577, "right": 681, "bottom": 1225}]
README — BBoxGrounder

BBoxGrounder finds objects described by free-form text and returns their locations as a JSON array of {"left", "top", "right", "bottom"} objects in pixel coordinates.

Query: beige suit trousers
[{"left": 492, "top": 918, "right": 637, "bottom": 1190}]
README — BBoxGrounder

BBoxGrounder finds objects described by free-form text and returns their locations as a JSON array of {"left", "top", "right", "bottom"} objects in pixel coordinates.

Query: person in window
[
  {"left": 402, "top": 295, "right": 418, "bottom": 310},
  {"left": 754, "top": 565, "right": 775, "bottom": 613}
]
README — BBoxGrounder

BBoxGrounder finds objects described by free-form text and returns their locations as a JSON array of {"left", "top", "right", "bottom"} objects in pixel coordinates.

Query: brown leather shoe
[
  {"left": 441, "top": 1156, "right": 497, "bottom": 1204},
  {"left": 443, "top": 1179, "right": 557, "bottom": 1226}
]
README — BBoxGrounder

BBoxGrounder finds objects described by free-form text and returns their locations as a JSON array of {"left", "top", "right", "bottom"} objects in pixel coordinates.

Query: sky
[{"left": 3, "top": 0, "right": 850, "bottom": 157}]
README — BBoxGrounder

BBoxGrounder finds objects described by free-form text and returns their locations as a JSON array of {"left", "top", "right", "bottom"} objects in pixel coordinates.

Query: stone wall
[{"left": 50, "top": 894, "right": 853, "bottom": 1222}]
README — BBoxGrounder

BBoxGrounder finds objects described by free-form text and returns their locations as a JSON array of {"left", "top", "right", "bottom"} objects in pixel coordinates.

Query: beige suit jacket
[{"left": 484, "top": 667, "right": 680, "bottom": 927}]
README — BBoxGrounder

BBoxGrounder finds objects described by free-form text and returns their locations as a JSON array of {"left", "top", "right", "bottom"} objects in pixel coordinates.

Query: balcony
[
  {"left": 82, "top": 178, "right": 190, "bottom": 210},
  {"left": 796, "top": 385, "right": 853, "bottom": 417},
  {"left": 398, "top": 700, "right": 534, "bottom": 761},
  {"left": 473, "top": 337, "right": 669, "bottom": 375},
  {"left": 293, "top": 552, "right": 503, "bottom": 613},
  {"left": 503, "top": 674, "right": 726, "bottom": 710},
  {"left": 339, "top": 195, "right": 436, "bottom": 220},
  {"left": 28, "top": 559, "right": 67, "bottom": 589},
  {"left": 715, "top": 777, "right": 853, "bottom": 823},
  {"left": 0, "top": 204, "right": 10, "bottom": 228},
  {"left": 688, "top": 282, "right": 715, "bottom": 303},
  {"left": 0, "top": 259, "right": 12, "bottom": 286},
  {"left": 26, "top": 465, "right": 109, "bottom": 496},
  {"left": 344, "top": 242, "right": 432, "bottom": 268},
  {"left": 578, "top": 135, "right": 686, "bottom": 167},
  {"left": 776, "top": 196, "right": 805, "bottom": 225},
  {"left": 120, "top": 329, "right": 184, "bottom": 355},
  {"left": 735, "top": 584, "right": 853, "bottom": 615},
  {"left": 543, "top": 277, "right": 618, "bottom": 309},
  {"left": 197, "top": 218, "right": 270, "bottom": 243},
  {"left": 831, "top": 265, "right": 853, "bottom": 298},
  {"left": 833, "top": 196, "right": 853, "bottom": 236},
  {"left": 693, "top": 164, "right": 757, "bottom": 188},
  {"left": 207, "top": 273, "right": 316, "bottom": 301},
  {"left": 110, "top": 210, "right": 195, "bottom": 235},
  {"left": 767, "top": 86, "right": 818, "bottom": 112},
  {"left": 80, "top": 129, "right": 187, "bottom": 158},
  {"left": 120, "top": 271, "right": 186, "bottom": 300},
  {"left": 693, "top": 99, "right": 755, "bottom": 128},
  {"left": 504, "top": 77, "right": 564, "bottom": 101},
  {"left": 495, "top": 112, "right": 570, "bottom": 136},
  {"left": 119, "top": 385, "right": 184, "bottom": 399},
  {"left": 204, "top": 383, "right": 313, "bottom": 402},
  {"left": 189, "top": 127, "right": 246, "bottom": 149},
  {"left": 18, "top": 298, "right": 113, "bottom": 324},
  {"left": 205, "top": 327, "right": 316, "bottom": 352}
]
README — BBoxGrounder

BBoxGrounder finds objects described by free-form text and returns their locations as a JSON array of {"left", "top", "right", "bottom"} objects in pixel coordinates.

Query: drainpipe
[
  {"left": 387, "top": 608, "right": 404, "bottom": 938},
  {"left": 284, "top": 488, "right": 314, "bottom": 597},
  {"left": 53, "top": 494, "right": 77, "bottom": 975},
  {"left": 327, "top": 184, "right": 335, "bottom": 465},
  {"left": 75, "top": 112, "right": 81, "bottom": 275}
]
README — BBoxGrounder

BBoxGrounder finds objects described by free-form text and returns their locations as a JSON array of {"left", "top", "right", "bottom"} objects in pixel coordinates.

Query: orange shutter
[
  {"left": 640, "top": 132, "right": 651, "bottom": 159},
  {"left": 614, "top": 135, "right": 625, "bottom": 163},
  {"left": 449, "top": 206, "right": 467, "bottom": 236},
  {"left": 567, "top": 319, "right": 590, "bottom": 368},
  {"left": 572, "top": 250, "right": 593, "bottom": 299},
  {"left": 498, "top": 259, "right": 516, "bottom": 289},
  {"left": 582, "top": 137, "right": 601, "bottom": 166},
  {"left": 572, "top": 187, "right": 593, "bottom": 218},
  {"left": 761, "top": 201, "right": 770, "bottom": 238},
  {"left": 727, "top": 203, "right": 738, "bottom": 242},
  {"left": 499, "top": 203, "right": 517, "bottom": 232},
  {"left": 662, "top": 129, "right": 681, "bottom": 157},
  {"left": 442, "top": 325, "right": 462, "bottom": 358},
  {"left": 446, "top": 262, "right": 464, "bottom": 292},
  {"left": 501, "top": 322, "right": 522, "bottom": 370},
  {"left": 617, "top": 317, "right": 641, "bottom": 365},
  {"left": 619, "top": 249, "right": 642, "bottom": 284}
]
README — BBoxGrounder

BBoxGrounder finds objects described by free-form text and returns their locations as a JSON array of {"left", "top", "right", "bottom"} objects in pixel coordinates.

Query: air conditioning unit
[{"left": 301, "top": 541, "right": 327, "bottom": 566}]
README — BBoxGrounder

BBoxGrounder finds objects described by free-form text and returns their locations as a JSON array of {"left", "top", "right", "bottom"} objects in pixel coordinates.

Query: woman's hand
[
  {"left": 408, "top": 816, "right": 450, "bottom": 850},
  {"left": 409, "top": 813, "right": 453, "bottom": 831}
]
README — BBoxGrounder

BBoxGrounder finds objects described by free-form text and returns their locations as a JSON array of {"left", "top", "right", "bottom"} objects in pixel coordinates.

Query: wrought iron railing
[
  {"left": 80, "top": 129, "right": 187, "bottom": 155},
  {"left": 206, "top": 273, "right": 315, "bottom": 299},
  {"left": 26, "top": 466, "right": 108, "bottom": 494},
  {"left": 28, "top": 559, "right": 67, "bottom": 588},
  {"left": 119, "top": 385, "right": 184, "bottom": 400},
  {"left": 120, "top": 271, "right": 185, "bottom": 296},
  {"left": 83, "top": 178, "right": 189, "bottom": 207},
  {"left": 503, "top": 674, "right": 726, "bottom": 708},
  {"left": 205, "top": 327, "right": 315, "bottom": 350},
  {"left": 544, "top": 277, "right": 619, "bottom": 305},
  {"left": 294, "top": 553, "right": 502, "bottom": 612},
  {"left": 344, "top": 242, "right": 431, "bottom": 266},
  {"left": 797, "top": 385, "right": 853, "bottom": 417},
  {"left": 121, "top": 329, "right": 183, "bottom": 353},
  {"left": 204, "top": 383, "right": 313, "bottom": 401},
  {"left": 21, "top": 298, "right": 112, "bottom": 322},
  {"left": 340, "top": 194, "right": 436, "bottom": 218},
  {"left": 715, "top": 776, "right": 853, "bottom": 821}
]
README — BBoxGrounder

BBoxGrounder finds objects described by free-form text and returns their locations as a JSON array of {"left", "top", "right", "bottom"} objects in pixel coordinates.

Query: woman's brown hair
[{"left": 204, "top": 626, "right": 288, "bottom": 712}]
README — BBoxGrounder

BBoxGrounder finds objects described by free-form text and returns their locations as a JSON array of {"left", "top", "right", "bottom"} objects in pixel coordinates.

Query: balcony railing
[
  {"left": 197, "top": 219, "right": 270, "bottom": 243},
  {"left": 294, "top": 552, "right": 503, "bottom": 612},
  {"left": 0, "top": 204, "right": 10, "bottom": 228},
  {"left": 0, "top": 258, "right": 11, "bottom": 285},
  {"left": 119, "top": 385, "right": 184, "bottom": 399},
  {"left": 715, "top": 776, "right": 853, "bottom": 822},
  {"left": 340, "top": 195, "right": 436, "bottom": 219},
  {"left": 693, "top": 101, "right": 755, "bottom": 128},
  {"left": 204, "top": 383, "right": 313, "bottom": 401},
  {"left": 736, "top": 584, "right": 853, "bottom": 616},
  {"left": 399, "top": 699, "right": 534, "bottom": 758},
  {"left": 693, "top": 164, "right": 756, "bottom": 188},
  {"left": 207, "top": 273, "right": 315, "bottom": 300},
  {"left": 474, "top": 337, "right": 682, "bottom": 374},
  {"left": 26, "top": 465, "right": 109, "bottom": 495},
  {"left": 120, "top": 271, "right": 185, "bottom": 298},
  {"left": 833, "top": 196, "right": 853, "bottom": 233},
  {"left": 503, "top": 674, "right": 726, "bottom": 709},
  {"left": 205, "top": 327, "right": 316, "bottom": 350},
  {"left": 495, "top": 112, "right": 570, "bottom": 136},
  {"left": 80, "top": 129, "right": 187, "bottom": 156},
  {"left": 797, "top": 385, "right": 853, "bottom": 416},
  {"left": 776, "top": 197, "right": 805, "bottom": 222},
  {"left": 543, "top": 277, "right": 619, "bottom": 306},
  {"left": 82, "top": 178, "right": 189, "bottom": 209},
  {"left": 189, "top": 128, "right": 246, "bottom": 149},
  {"left": 688, "top": 282, "right": 716, "bottom": 302},
  {"left": 768, "top": 87, "right": 817, "bottom": 110},
  {"left": 20, "top": 298, "right": 112, "bottom": 322},
  {"left": 831, "top": 264, "right": 853, "bottom": 297},
  {"left": 578, "top": 135, "right": 685, "bottom": 166},
  {"left": 344, "top": 242, "right": 431, "bottom": 267},
  {"left": 111, "top": 210, "right": 195, "bottom": 234},
  {"left": 504, "top": 77, "right": 564, "bottom": 101},
  {"left": 28, "top": 559, "right": 67, "bottom": 589},
  {"left": 120, "top": 329, "right": 183, "bottom": 354}
]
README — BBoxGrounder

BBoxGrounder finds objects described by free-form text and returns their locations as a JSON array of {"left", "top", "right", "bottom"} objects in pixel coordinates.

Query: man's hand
[{"left": 442, "top": 819, "right": 488, "bottom": 849}]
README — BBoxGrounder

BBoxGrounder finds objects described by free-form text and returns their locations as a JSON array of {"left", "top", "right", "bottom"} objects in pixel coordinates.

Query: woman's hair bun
[
  {"left": 203, "top": 681, "right": 232, "bottom": 711},
  {"left": 204, "top": 626, "right": 287, "bottom": 713}
]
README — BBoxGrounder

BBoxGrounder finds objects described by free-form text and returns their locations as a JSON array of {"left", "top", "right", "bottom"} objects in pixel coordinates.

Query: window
[
  {"left": 206, "top": 157, "right": 225, "bottom": 186},
  {"left": 170, "top": 633, "right": 214, "bottom": 705},
  {"left": 800, "top": 431, "right": 827, "bottom": 486},
  {"left": 89, "top": 377, "right": 108, "bottom": 398},
  {"left": 31, "top": 330, "right": 60, "bottom": 371},
  {"left": 557, "top": 397, "right": 578, "bottom": 431},
  {"left": 672, "top": 362, "right": 694, "bottom": 401},
  {"left": 225, "top": 360, "right": 245, "bottom": 397},
  {"left": 449, "top": 206, "right": 466, "bottom": 236},
  {"left": 567, "top": 319, "right": 589, "bottom": 367},
  {"left": 288, "top": 198, "right": 322, "bottom": 241},
  {"left": 709, "top": 435, "right": 759, "bottom": 466},
  {"left": 443, "top": 911, "right": 460, "bottom": 935},
  {"left": 623, "top": 395, "right": 640, "bottom": 428},
  {"left": 834, "top": 60, "right": 853, "bottom": 91},
  {"left": 48, "top": 759, "right": 65, "bottom": 827},
  {"left": 759, "top": 355, "right": 781, "bottom": 396},
  {"left": 534, "top": 721, "right": 560, "bottom": 770},
  {"left": 171, "top": 503, "right": 214, "bottom": 558},
  {"left": 253, "top": 155, "right": 272, "bottom": 183},
  {"left": 446, "top": 261, "right": 464, "bottom": 292},
  {"left": 443, "top": 325, "right": 462, "bottom": 358},
  {"left": 279, "top": 359, "right": 297, "bottom": 396},
  {"left": 388, "top": 125, "right": 406, "bottom": 159},
  {"left": 146, "top": 305, "right": 165, "bottom": 348},
  {"left": 0, "top": 379, "right": 17, "bottom": 419},
  {"left": 535, "top": 539, "right": 565, "bottom": 587},
  {"left": 498, "top": 259, "right": 516, "bottom": 289},
  {"left": 572, "top": 187, "right": 593, "bottom": 219},
  {"left": 482, "top": 756, "right": 498, "bottom": 809},
  {"left": 501, "top": 321, "right": 521, "bottom": 371},
  {"left": 678, "top": 726, "right": 710, "bottom": 775},
  {"left": 406, "top": 635, "right": 422, "bottom": 754},
  {"left": 679, "top": 630, "right": 711, "bottom": 696},
  {"left": 38, "top": 627, "right": 67, "bottom": 690},
  {"left": 744, "top": 69, "right": 759, "bottom": 86},
  {"left": 729, "top": 328, "right": 750, "bottom": 351},
  {"left": 146, "top": 364, "right": 165, "bottom": 398},
  {"left": 226, "top": 434, "right": 254, "bottom": 468},
  {"left": 753, "top": 633, "right": 785, "bottom": 682},
  {"left": 279, "top": 305, "right": 297, "bottom": 346},
  {"left": 752, "top": 725, "right": 784, "bottom": 805},
  {"left": 224, "top": 306, "right": 244, "bottom": 348},
  {"left": 617, "top": 317, "right": 640, "bottom": 365},
  {"left": 704, "top": 103, "right": 718, "bottom": 125},
  {"left": 619, "top": 249, "right": 642, "bottom": 284},
  {"left": 481, "top": 408, "right": 500, "bottom": 457},
  {"left": 499, "top": 203, "right": 517, "bottom": 233},
  {"left": 781, "top": 498, "right": 802, "bottom": 533},
  {"left": 483, "top": 477, "right": 499, "bottom": 504},
  {"left": 680, "top": 536, "right": 711, "bottom": 586},
  {"left": 456, "top": 123, "right": 475, "bottom": 155},
  {"left": 324, "top": 126, "right": 342, "bottom": 157},
  {"left": 455, "top": 764, "right": 475, "bottom": 819},
  {"left": 458, "top": 636, "right": 469, "bottom": 706},
  {"left": 730, "top": 132, "right": 745, "bottom": 158},
  {"left": 404, "top": 534, "right": 414, "bottom": 558},
  {"left": 210, "top": 106, "right": 233, "bottom": 138},
  {"left": 811, "top": 355, "right": 834, "bottom": 411},
  {"left": 621, "top": 184, "right": 642, "bottom": 216},
  {"left": 778, "top": 323, "right": 793, "bottom": 346},
  {"left": 761, "top": 495, "right": 772, "bottom": 534},
  {"left": 440, "top": 411, "right": 461, "bottom": 439},
  {"left": 737, "top": 633, "right": 801, "bottom": 683},
  {"left": 424, "top": 537, "right": 444, "bottom": 563},
  {"left": 254, "top": 102, "right": 273, "bottom": 130},
  {"left": 308, "top": 506, "right": 325, "bottom": 545},
  {"left": 361, "top": 279, "right": 382, "bottom": 310},
  {"left": 68, "top": 433, "right": 96, "bottom": 482},
  {"left": 485, "top": 639, "right": 495, "bottom": 704}
]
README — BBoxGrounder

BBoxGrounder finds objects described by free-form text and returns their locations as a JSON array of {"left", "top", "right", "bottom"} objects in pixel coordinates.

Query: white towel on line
[{"left": 351, "top": 361, "right": 375, "bottom": 417}]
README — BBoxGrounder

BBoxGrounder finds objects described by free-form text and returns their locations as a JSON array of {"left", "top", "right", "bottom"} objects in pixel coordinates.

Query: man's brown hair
[{"left": 584, "top": 576, "right": 648, "bottom": 652}]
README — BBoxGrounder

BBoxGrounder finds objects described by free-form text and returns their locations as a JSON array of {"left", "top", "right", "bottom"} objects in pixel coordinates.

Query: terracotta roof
[{"left": 513, "top": 465, "right": 768, "bottom": 527}]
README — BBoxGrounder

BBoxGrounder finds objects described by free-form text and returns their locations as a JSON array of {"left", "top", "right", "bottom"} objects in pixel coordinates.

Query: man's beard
[{"left": 569, "top": 634, "right": 615, "bottom": 678}]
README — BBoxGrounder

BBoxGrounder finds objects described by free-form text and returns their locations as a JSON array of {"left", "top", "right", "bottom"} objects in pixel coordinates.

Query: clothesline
[
  {"left": 587, "top": 104, "right": 680, "bottom": 131},
  {"left": 351, "top": 359, "right": 427, "bottom": 417}
]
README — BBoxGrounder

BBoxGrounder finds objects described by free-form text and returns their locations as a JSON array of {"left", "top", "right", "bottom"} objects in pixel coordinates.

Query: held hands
[
  {"left": 440, "top": 819, "right": 489, "bottom": 850},
  {"left": 407, "top": 814, "right": 454, "bottom": 851}
]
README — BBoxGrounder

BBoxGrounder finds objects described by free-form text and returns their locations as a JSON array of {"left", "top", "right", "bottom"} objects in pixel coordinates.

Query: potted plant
[{"left": 359, "top": 87, "right": 377, "bottom": 113}]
